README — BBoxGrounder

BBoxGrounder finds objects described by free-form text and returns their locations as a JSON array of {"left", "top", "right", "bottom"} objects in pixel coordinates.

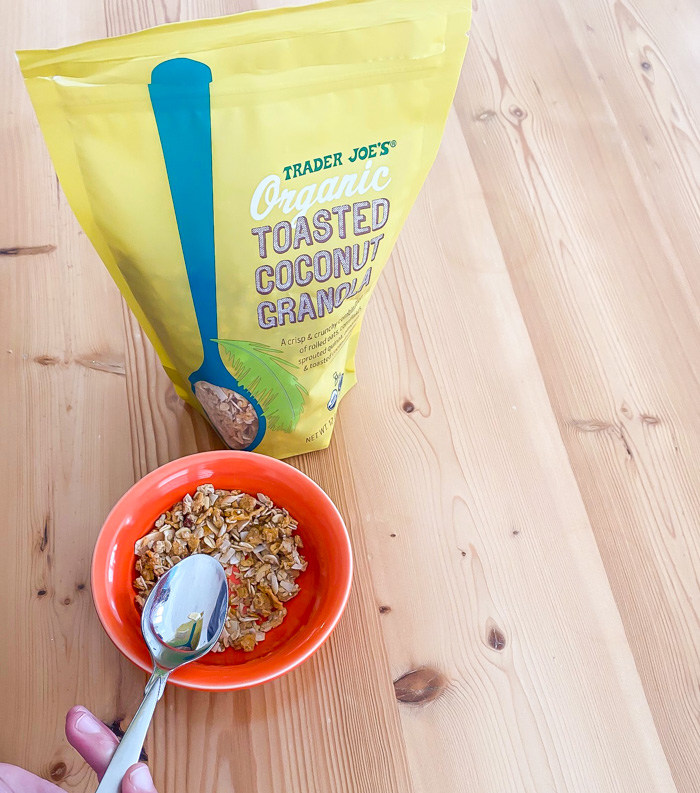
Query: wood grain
[
  {"left": 454, "top": 0, "right": 700, "bottom": 789},
  {"left": 343, "top": 116, "right": 675, "bottom": 793},
  {"left": 1, "top": 0, "right": 699, "bottom": 790},
  {"left": 0, "top": 2, "right": 143, "bottom": 790}
]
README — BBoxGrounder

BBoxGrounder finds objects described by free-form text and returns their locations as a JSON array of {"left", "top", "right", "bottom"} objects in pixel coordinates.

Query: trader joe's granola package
[{"left": 18, "top": 0, "right": 471, "bottom": 458}]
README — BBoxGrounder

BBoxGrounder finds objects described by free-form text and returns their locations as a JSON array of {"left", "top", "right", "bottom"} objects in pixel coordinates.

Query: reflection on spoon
[{"left": 170, "top": 612, "right": 204, "bottom": 650}]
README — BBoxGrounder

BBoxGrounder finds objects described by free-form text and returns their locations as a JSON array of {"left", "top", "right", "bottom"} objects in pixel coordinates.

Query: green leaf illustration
[{"left": 215, "top": 339, "right": 307, "bottom": 432}]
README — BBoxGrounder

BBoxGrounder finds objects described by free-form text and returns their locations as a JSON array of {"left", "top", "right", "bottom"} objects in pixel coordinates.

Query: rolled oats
[
  {"left": 194, "top": 381, "right": 259, "bottom": 450},
  {"left": 133, "top": 483, "right": 306, "bottom": 652}
]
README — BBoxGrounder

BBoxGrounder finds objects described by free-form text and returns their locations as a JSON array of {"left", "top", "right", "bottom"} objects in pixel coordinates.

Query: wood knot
[
  {"left": 107, "top": 719, "right": 126, "bottom": 738},
  {"left": 49, "top": 762, "right": 67, "bottom": 781},
  {"left": 379, "top": 605, "right": 392, "bottom": 614},
  {"left": 487, "top": 626, "right": 507, "bottom": 651},
  {"left": 476, "top": 109, "right": 496, "bottom": 122},
  {"left": 487, "top": 628, "right": 506, "bottom": 653},
  {"left": 35, "top": 355, "right": 61, "bottom": 366},
  {"left": 39, "top": 518, "right": 49, "bottom": 552},
  {"left": 641, "top": 61, "right": 651, "bottom": 71},
  {"left": 108, "top": 720, "right": 148, "bottom": 761},
  {"left": 390, "top": 533, "right": 397, "bottom": 538},
  {"left": 402, "top": 401, "right": 415, "bottom": 413},
  {"left": 165, "top": 385, "right": 181, "bottom": 407},
  {"left": 509, "top": 105, "right": 526, "bottom": 119},
  {"left": 37, "top": 589, "right": 47, "bottom": 597},
  {"left": 76, "top": 583, "right": 86, "bottom": 591},
  {"left": 63, "top": 597, "right": 72, "bottom": 606},
  {"left": 0, "top": 244, "right": 55, "bottom": 257},
  {"left": 570, "top": 418, "right": 611, "bottom": 433},
  {"left": 75, "top": 354, "right": 126, "bottom": 376},
  {"left": 640, "top": 414, "right": 661, "bottom": 425},
  {"left": 394, "top": 667, "right": 448, "bottom": 704}
]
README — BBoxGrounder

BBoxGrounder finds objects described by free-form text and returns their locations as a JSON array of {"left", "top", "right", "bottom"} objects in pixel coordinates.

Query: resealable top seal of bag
[{"left": 18, "top": 0, "right": 471, "bottom": 458}]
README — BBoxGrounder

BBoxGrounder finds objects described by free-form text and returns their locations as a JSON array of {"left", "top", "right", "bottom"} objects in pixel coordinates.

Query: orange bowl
[{"left": 92, "top": 451, "right": 352, "bottom": 691}]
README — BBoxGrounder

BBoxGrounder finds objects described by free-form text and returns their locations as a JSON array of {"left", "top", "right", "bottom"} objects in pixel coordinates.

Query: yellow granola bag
[{"left": 18, "top": 0, "right": 471, "bottom": 458}]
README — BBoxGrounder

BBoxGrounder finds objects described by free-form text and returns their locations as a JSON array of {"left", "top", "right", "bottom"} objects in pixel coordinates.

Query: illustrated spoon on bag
[{"left": 149, "top": 58, "right": 269, "bottom": 451}]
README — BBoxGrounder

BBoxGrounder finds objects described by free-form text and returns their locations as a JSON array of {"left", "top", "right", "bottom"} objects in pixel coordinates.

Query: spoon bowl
[
  {"left": 96, "top": 554, "right": 228, "bottom": 792},
  {"left": 143, "top": 554, "right": 229, "bottom": 669}
]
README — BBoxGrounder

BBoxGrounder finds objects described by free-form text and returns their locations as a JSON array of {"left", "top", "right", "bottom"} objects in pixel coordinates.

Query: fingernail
[
  {"left": 75, "top": 710, "right": 103, "bottom": 735},
  {"left": 128, "top": 764, "right": 155, "bottom": 791}
]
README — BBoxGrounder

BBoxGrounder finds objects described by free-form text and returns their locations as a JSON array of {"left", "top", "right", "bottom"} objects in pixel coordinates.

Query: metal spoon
[{"left": 96, "top": 554, "right": 228, "bottom": 792}]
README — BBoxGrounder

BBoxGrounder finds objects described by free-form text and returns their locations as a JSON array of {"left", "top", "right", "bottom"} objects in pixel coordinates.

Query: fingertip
[
  {"left": 66, "top": 705, "right": 88, "bottom": 733},
  {"left": 65, "top": 707, "right": 119, "bottom": 779},
  {"left": 122, "top": 763, "right": 157, "bottom": 793},
  {"left": 67, "top": 706, "right": 111, "bottom": 738}
]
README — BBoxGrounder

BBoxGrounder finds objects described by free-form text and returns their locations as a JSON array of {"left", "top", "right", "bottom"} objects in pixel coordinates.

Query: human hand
[{"left": 0, "top": 706, "right": 157, "bottom": 792}]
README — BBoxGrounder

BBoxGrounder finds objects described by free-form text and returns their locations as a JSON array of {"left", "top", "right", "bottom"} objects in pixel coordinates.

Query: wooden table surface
[{"left": 3, "top": 0, "right": 700, "bottom": 790}]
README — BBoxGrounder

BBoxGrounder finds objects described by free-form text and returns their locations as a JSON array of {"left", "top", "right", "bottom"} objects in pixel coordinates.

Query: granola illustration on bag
[{"left": 18, "top": 0, "right": 471, "bottom": 458}]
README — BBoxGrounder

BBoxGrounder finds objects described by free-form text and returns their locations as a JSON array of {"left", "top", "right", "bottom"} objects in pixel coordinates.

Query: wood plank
[
  {"left": 338, "top": 113, "right": 676, "bottom": 793},
  {"left": 453, "top": 0, "right": 700, "bottom": 788},
  {"left": 0, "top": 2, "right": 143, "bottom": 788}
]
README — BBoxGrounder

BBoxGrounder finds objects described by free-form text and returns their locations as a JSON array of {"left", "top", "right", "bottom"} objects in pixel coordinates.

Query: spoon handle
[{"left": 95, "top": 668, "right": 169, "bottom": 793}]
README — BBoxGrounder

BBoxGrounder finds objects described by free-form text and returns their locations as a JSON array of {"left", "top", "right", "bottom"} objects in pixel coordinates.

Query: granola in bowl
[{"left": 133, "top": 484, "right": 306, "bottom": 653}]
